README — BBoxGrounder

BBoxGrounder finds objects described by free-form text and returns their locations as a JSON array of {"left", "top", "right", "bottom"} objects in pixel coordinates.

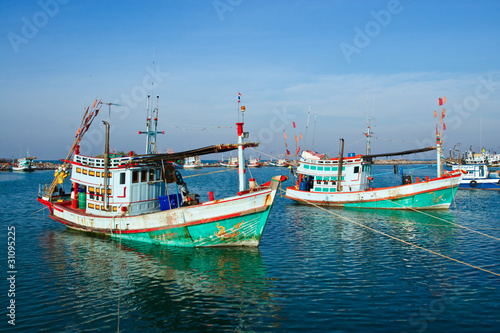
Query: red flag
[
  {"left": 292, "top": 122, "right": 296, "bottom": 128},
  {"left": 442, "top": 108, "right": 445, "bottom": 118},
  {"left": 435, "top": 126, "right": 438, "bottom": 135},
  {"left": 439, "top": 98, "right": 443, "bottom": 106},
  {"left": 286, "top": 149, "right": 290, "bottom": 155},
  {"left": 433, "top": 110, "right": 437, "bottom": 118},
  {"left": 283, "top": 132, "right": 287, "bottom": 140},
  {"left": 296, "top": 147, "right": 300, "bottom": 155},
  {"left": 443, "top": 96, "right": 446, "bottom": 103},
  {"left": 443, "top": 123, "right": 446, "bottom": 130},
  {"left": 295, "top": 135, "right": 298, "bottom": 144}
]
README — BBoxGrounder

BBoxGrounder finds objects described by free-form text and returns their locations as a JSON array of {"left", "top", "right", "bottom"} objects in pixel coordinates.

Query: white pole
[{"left": 237, "top": 122, "right": 245, "bottom": 192}]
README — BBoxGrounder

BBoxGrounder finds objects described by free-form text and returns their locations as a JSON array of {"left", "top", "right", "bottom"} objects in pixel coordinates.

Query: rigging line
[
  {"left": 380, "top": 197, "right": 500, "bottom": 242},
  {"left": 282, "top": 189, "right": 500, "bottom": 278},
  {"left": 248, "top": 147, "right": 276, "bottom": 160},
  {"left": 116, "top": 217, "right": 122, "bottom": 333},
  {"left": 182, "top": 168, "right": 236, "bottom": 178},
  {"left": 373, "top": 136, "right": 423, "bottom": 143}
]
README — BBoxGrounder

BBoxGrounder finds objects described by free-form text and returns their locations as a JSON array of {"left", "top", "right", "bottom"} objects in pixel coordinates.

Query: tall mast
[
  {"left": 138, "top": 51, "right": 164, "bottom": 154},
  {"left": 312, "top": 114, "right": 317, "bottom": 150},
  {"left": 304, "top": 104, "right": 311, "bottom": 149}
]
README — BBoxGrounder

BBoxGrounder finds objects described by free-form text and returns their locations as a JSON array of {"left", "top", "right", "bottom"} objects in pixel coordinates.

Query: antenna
[
  {"left": 312, "top": 114, "right": 317, "bottom": 150},
  {"left": 304, "top": 104, "right": 311, "bottom": 149}
]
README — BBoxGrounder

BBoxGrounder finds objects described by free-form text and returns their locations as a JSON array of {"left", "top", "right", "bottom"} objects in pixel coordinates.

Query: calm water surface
[{"left": 0, "top": 165, "right": 499, "bottom": 332}]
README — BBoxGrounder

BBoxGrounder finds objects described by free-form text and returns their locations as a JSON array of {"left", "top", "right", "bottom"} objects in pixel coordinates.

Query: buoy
[
  {"left": 249, "top": 178, "right": 256, "bottom": 189},
  {"left": 209, "top": 191, "right": 214, "bottom": 201}
]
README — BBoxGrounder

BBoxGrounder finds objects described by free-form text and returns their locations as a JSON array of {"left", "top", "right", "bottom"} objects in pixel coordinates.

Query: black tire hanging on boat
[
  {"left": 497, "top": 180, "right": 500, "bottom": 186},
  {"left": 470, "top": 180, "right": 478, "bottom": 188},
  {"left": 162, "top": 165, "right": 176, "bottom": 184}
]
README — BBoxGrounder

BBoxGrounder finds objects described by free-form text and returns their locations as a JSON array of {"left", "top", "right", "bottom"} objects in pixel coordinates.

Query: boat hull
[
  {"left": 39, "top": 182, "right": 281, "bottom": 247},
  {"left": 285, "top": 174, "right": 462, "bottom": 210},
  {"left": 459, "top": 178, "right": 500, "bottom": 190}
]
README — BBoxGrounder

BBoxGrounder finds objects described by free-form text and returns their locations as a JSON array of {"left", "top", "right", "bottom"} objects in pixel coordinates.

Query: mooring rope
[
  {"left": 380, "top": 196, "right": 500, "bottom": 242},
  {"left": 283, "top": 189, "right": 500, "bottom": 277}
]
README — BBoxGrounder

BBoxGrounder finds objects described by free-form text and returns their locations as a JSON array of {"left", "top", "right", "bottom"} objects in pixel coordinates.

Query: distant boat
[
  {"left": 182, "top": 156, "right": 203, "bottom": 169},
  {"left": 219, "top": 156, "right": 238, "bottom": 168},
  {"left": 269, "top": 158, "right": 289, "bottom": 167},
  {"left": 451, "top": 163, "right": 500, "bottom": 190},
  {"left": 247, "top": 158, "right": 262, "bottom": 168},
  {"left": 463, "top": 148, "right": 500, "bottom": 166},
  {"left": 12, "top": 154, "right": 37, "bottom": 172}
]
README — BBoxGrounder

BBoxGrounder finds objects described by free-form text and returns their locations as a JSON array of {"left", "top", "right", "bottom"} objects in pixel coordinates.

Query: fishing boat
[
  {"left": 219, "top": 156, "right": 238, "bottom": 168},
  {"left": 450, "top": 163, "right": 500, "bottom": 190},
  {"left": 269, "top": 159, "right": 289, "bottom": 167},
  {"left": 38, "top": 97, "right": 286, "bottom": 247},
  {"left": 247, "top": 158, "right": 262, "bottom": 168},
  {"left": 463, "top": 148, "right": 500, "bottom": 166},
  {"left": 285, "top": 146, "right": 463, "bottom": 210},
  {"left": 12, "top": 154, "right": 37, "bottom": 172},
  {"left": 285, "top": 102, "right": 464, "bottom": 210},
  {"left": 182, "top": 156, "right": 203, "bottom": 169}
]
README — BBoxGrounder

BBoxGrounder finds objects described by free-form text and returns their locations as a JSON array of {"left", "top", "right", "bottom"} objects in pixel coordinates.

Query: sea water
[{"left": 0, "top": 165, "right": 499, "bottom": 332}]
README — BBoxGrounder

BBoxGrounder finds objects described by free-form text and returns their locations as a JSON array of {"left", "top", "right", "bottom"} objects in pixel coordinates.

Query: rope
[
  {"left": 248, "top": 147, "right": 276, "bottom": 160},
  {"left": 182, "top": 168, "right": 236, "bottom": 178},
  {"left": 380, "top": 196, "right": 500, "bottom": 242},
  {"left": 284, "top": 189, "right": 500, "bottom": 277}
]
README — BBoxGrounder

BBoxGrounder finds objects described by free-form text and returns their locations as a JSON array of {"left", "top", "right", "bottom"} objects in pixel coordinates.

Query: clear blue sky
[{"left": 1, "top": 0, "right": 500, "bottom": 160}]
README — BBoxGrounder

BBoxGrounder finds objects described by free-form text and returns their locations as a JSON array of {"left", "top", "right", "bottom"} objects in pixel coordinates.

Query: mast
[
  {"left": 138, "top": 94, "right": 164, "bottom": 154},
  {"left": 337, "top": 138, "right": 344, "bottom": 192},
  {"left": 312, "top": 114, "right": 317, "bottom": 150},
  {"left": 436, "top": 96, "right": 447, "bottom": 177},
  {"left": 304, "top": 104, "right": 311, "bottom": 149},
  {"left": 103, "top": 121, "right": 110, "bottom": 211}
]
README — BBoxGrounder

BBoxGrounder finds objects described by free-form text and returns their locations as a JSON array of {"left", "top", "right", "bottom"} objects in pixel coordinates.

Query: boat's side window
[
  {"left": 354, "top": 166, "right": 360, "bottom": 174},
  {"left": 149, "top": 169, "right": 155, "bottom": 182},
  {"left": 132, "top": 171, "right": 139, "bottom": 183},
  {"left": 141, "top": 170, "right": 147, "bottom": 182},
  {"left": 156, "top": 169, "right": 161, "bottom": 181},
  {"left": 120, "top": 172, "right": 126, "bottom": 185}
]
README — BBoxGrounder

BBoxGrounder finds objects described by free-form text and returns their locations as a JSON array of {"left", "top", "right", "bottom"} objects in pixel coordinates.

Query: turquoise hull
[
  {"left": 343, "top": 186, "right": 458, "bottom": 209},
  {"left": 110, "top": 209, "right": 272, "bottom": 247}
]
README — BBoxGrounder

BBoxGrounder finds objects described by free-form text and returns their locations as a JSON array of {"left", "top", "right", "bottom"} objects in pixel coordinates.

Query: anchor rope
[
  {"left": 282, "top": 189, "right": 500, "bottom": 277},
  {"left": 379, "top": 196, "right": 500, "bottom": 242}
]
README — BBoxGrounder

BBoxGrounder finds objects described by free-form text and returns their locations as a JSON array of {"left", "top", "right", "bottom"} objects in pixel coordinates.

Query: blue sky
[{"left": 1, "top": 0, "right": 500, "bottom": 160}]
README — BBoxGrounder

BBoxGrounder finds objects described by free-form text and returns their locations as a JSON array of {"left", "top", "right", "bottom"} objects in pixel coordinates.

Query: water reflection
[{"left": 38, "top": 229, "right": 281, "bottom": 332}]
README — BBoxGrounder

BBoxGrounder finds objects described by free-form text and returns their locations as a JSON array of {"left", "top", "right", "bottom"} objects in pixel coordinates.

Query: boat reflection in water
[{"left": 39, "top": 229, "right": 281, "bottom": 332}]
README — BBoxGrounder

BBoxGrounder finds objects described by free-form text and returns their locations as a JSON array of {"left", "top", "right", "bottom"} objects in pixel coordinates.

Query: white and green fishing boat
[{"left": 38, "top": 98, "right": 286, "bottom": 247}]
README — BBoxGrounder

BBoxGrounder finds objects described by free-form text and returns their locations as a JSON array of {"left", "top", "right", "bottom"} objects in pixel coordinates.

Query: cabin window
[
  {"left": 156, "top": 169, "right": 161, "bottom": 180},
  {"left": 132, "top": 171, "right": 139, "bottom": 183},
  {"left": 88, "top": 203, "right": 94, "bottom": 209},
  {"left": 324, "top": 167, "right": 331, "bottom": 172},
  {"left": 113, "top": 206, "right": 117, "bottom": 212},
  {"left": 120, "top": 172, "right": 126, "bottom": 185},
  {"left": 304, "top": 164, "right": 310, "bottom": 169},
  {"left": 311, "top": 166, "right": 317, "bottom": 170},
  {"left": 141, "top": 170, "right": 147, "bottom": 182},
  {"left": 76, "top": 167, "right": 81, "bottom": 173},
  {"left": 107, "top": 189, "right": 111, "bottom": 195},
  {"left": 101, "top": 206, "right": 106, "bottom": 211},
  {"left": 149, "top": 169, "right": 155, "bottom": 181},
  {"left": 107, "top": 172, "right": 112, "bottom": 178},
  {"left": 354, "top": 166, "right": 360, "bottom": 174},
  {"left": 96, "top": 171, "right": 101, "bottom": 177},
  {"left": 89, "top": 170, "right": 95, "bottom": 176},
  {"left": 95, "top": 205, "right": 100, "bottom": 210},
  {"left": 83, "top": 169, "right": 88, "bottom": 175},
  {"left": 317, "top": 166, "right": 324, "bottom": 171}
]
